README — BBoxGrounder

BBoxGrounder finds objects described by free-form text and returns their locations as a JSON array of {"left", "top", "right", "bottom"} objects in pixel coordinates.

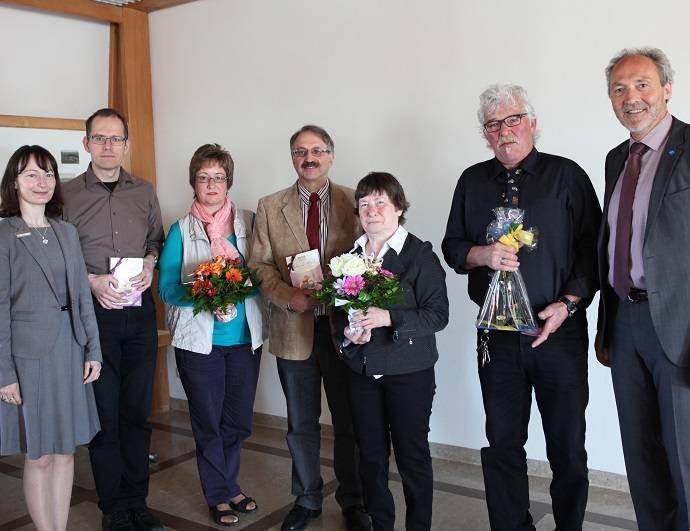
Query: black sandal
[
  {"left": 229, "top": 494, "right": 258, "bottom": 513},
  {"left": 209, "top": 505, "right": 239, "bottom": 526}
]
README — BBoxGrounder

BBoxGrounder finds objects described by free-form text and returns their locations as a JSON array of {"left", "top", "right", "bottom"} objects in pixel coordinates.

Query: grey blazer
[
  {"left": 0, "top": 217, "right": 102, "bottom": 387},
  {"left": 598, "top": 117, "right": 690, "bottom": 366}
]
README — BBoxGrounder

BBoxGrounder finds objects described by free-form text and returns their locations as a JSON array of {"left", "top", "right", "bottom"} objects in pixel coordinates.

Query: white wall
[
  {"left": 0, "top": 127, "right": 90, "bottom": 181},
  {"left": 0, "top": 4, "right": 109, "bottom": 120},
  {"left": 149, "top": 0, "right": 690, "bottom": 476},
  {"left": 0, "top": 3, "right": 108, "bottom": 184}
]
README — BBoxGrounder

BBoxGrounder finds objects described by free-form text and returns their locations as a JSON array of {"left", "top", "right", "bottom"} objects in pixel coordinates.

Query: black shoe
[
  {"left": 342, "top": 504, "right": 372, "bottom": 531},
  {"left": 281, "top": 505, "right": 322, "bottom": 531},
  {"left": 130, "top": 507, "right": 164, "bottom": 531},
  {"left": 102, "top": 511, "right": 136, "bottom": 531}
]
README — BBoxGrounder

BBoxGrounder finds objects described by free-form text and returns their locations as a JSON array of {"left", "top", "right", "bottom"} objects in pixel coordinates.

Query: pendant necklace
[{"left": 33, "top": 226, "right": 49, "bottom": 244}]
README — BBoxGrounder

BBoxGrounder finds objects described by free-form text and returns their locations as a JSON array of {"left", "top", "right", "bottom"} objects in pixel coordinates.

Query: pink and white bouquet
[{"left": 314, "top": 252, "right": 402, "bottom": 313}]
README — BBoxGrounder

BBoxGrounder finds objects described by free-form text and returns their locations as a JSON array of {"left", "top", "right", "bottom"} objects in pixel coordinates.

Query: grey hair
[
  {"left": 605, "top": 47, "right": 675, "bottom": 90},
  {"left": 477, "top": 84, "right": 539, "bottom": 142}
]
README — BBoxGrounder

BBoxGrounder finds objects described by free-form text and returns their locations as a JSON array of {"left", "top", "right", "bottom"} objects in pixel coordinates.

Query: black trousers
[
  {"left": 275, "top": 317, "right": 362, "bottom": 510},
  {"left": 610, "top": 299, "right": 690, "bottom": 531},
  {"left": 89, "top": 289, "right": 158, "bottom": 514},
  {"left": 347, "top": 366, "right": 436, "bottom": 531},
  {"left": 478, "top": 321, "right": 589, "bottom": 531}
]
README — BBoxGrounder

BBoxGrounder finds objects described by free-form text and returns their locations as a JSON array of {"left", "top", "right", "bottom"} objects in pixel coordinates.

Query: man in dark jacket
[{"left": 597, "top": 46, "right": 690, "bottom": 530}]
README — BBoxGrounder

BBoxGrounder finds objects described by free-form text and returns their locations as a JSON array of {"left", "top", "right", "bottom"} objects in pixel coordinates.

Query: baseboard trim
[{"left": 169, "top": 399, "right": 630, "bottom": 493}]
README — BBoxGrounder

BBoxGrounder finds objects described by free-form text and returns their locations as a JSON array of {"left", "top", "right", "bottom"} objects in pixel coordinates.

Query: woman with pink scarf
[{"left": 158, "top": 144, "right": 265, "bottom": 526}]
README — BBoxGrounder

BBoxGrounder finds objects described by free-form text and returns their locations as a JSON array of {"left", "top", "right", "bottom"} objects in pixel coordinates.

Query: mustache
[
  {"left": 301, "top": 161, "right": 319, "bottom": 169},
  {"left": 497, "top": 134, "right": 518, "bottom": 147}
]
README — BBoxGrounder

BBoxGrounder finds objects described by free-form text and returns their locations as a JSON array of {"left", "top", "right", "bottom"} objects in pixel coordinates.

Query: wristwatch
[{"left": 558, "top": 296, "right": 578, "bottom": 318}]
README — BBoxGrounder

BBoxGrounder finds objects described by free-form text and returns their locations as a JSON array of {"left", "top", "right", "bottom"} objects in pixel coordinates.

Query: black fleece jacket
[{"left": 333, "top": 232, "right": 449, "bottom": 376}]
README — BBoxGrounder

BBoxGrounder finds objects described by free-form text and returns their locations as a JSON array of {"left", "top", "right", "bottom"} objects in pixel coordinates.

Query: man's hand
[
  {"left": 466, "top": 242, "right": 519, "bottom": 271},
  {"left": 348, "top": 308, "right": 391, "bottom": 331},
  {"left": 344, "top": 326, "right": 372, "bottom": 345},
  {"left": 531, "top": 301, "right": 569, "bottom": 348},
  {"left": 0, "top": 382, "right": 22, "bottom": 405},
  {"left": 89, "top": 273, "right": 128, "bottom": 309},
  {"left": 130, "top": 255, "right": 155, "bottom": 291},
  {"left": 288, "top": 288, "right": 317, "bottom": 313},
  {"left": 83, "top": 361, "right": 102, "bottom": 384},
  {"left": 594, "top": 330, "right": 610, "bottom": 367}
]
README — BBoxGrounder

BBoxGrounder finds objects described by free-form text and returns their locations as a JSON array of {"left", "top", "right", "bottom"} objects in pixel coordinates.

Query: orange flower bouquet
[{"left": 189, "top": 256, "right": 253, "bottom": 322}]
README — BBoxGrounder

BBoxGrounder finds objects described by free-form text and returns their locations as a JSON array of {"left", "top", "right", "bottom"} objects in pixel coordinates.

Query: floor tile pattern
[{"left": 0, "top": 410, "right": 638, "bottom": 530}]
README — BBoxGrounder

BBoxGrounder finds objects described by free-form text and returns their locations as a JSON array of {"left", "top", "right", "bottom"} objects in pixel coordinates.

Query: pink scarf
[{"left": 191, "top": 198, "right": 240, "bottom": 260}]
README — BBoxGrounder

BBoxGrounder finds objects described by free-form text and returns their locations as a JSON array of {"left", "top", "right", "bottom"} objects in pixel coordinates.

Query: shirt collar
[
  {"left": 298, "top": 180, "right": 330, "bottom": 205},
  {"left": 630, "top": 112, "right": 673, "bottom": 152},
  {"left": 490, "top": 147, "right": 539, "bottom": 179},
  {"left": 354, "top": 225, "right": 409, "bottom": 259},
  {"left": 84, "top": 163, "right": 134, "bottom": 188}
]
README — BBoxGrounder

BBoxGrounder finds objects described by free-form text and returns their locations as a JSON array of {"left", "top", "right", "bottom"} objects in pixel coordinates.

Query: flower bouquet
[
  {"left": 314, "top": 252, "right": 403, "bottom": 330},
  {"left": 189, "top": 256, "right": 253, "bottom": 322},
  {"left": 476, "top": 207, "right": 539, "bottom": 333}
]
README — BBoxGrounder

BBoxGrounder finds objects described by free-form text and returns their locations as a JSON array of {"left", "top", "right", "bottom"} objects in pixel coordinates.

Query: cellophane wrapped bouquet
[{"left": 476, "top": 207, "right": 538, "bottom": 333}]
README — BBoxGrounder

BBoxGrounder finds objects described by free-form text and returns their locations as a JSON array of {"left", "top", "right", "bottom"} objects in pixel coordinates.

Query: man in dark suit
[{"left": 597, "top": 47, "right": 690, "bottom": 530}]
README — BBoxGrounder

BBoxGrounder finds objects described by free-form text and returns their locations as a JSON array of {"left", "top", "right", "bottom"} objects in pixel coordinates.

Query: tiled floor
[{"left": 0, "top": 409, "right": 638, "bottom": 530}]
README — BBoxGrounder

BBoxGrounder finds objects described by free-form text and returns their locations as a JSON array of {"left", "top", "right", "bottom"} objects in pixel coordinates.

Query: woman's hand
[
  {"left": 83, "top": 361, "right": 102, "bottom": 384},
  {"left": 0, "top": 382, "right": 22, "bottom": 405},
  {"left": 344, "top": 326, "right": 372, "bottom": 345},
  {"left": 349, "top": 307, "right": 391, "bottom": 331}
]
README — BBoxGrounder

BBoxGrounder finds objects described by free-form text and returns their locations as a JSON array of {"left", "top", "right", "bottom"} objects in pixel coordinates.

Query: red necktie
[
  {"left": 613, "top": 142, "right": 649, "bottom": 300},
  {"left": 307, "top": 192, "right": 320, "bottom": 251}
]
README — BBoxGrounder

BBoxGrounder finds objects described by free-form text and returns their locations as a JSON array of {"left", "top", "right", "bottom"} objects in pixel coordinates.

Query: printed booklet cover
[{"left": 109, "top": 257, "right": 143, "bottom": 307}]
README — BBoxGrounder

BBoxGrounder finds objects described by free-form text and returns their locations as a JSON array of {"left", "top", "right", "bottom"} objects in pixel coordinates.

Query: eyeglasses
[
  {"left": 196, "top": 174, "right": 228, "bottom": 184},
  {"left": 19, "top": 169, "right": 56, "bottom": 182},
  {"left": 89, "top": 135, "right": 127, "bottom": 146},
  {"left": 483, "top": 113, "right": 528, "bottom": 133},
  {"left": 291, "top": 147, "right": 332, "bottom": 158}
]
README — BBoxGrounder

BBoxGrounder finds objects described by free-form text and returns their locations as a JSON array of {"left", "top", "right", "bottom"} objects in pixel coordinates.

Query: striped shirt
[{"left": 298, "top": 181, "right": 330, "bottom": 316}]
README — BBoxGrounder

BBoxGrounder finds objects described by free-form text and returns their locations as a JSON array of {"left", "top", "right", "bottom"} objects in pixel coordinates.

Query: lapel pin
[{"left": 668, "top": 149, "right": 676, "bottom": 156}]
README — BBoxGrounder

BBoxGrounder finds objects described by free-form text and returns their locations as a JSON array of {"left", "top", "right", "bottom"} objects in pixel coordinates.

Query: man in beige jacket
[{"left": 249, "top": 125, "right": 369, "bottom": 531}]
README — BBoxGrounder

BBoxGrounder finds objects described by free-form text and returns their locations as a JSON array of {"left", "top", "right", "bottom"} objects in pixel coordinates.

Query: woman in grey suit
[{"left": 0, "top": 145, "right": 102, "bottom": 531}]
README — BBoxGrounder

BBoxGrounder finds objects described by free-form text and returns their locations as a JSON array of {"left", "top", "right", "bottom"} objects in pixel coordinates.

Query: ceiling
[
  {"left": 92, "top": 0, "right": 141, "bottom": 5},
  {"left": 91, "top": 0, "right": 199, "bottom": 12}
]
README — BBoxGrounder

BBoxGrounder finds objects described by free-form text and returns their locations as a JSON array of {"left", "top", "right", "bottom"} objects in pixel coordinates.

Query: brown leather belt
[{"left": 627, "top": 288, "right": 648, "bottom": 303}]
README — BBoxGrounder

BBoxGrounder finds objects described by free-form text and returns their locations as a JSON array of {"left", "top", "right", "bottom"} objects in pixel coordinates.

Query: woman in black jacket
[{"left": 334, "top": 172, "right": 449, "bottom": 531}]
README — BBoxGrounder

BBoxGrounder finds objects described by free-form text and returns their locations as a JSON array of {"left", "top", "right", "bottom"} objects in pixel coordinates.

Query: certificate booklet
[
  {"left": 109, "top": 257, "right": 143, "bottom": 307},
  {"left": 286, "top": 249, "right": 323, "bottom": 289}
]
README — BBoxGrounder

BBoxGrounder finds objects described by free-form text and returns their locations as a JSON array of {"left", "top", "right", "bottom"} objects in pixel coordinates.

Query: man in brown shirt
[{"left": 62, "top": 108, "right": 164, "bottom": 531}]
